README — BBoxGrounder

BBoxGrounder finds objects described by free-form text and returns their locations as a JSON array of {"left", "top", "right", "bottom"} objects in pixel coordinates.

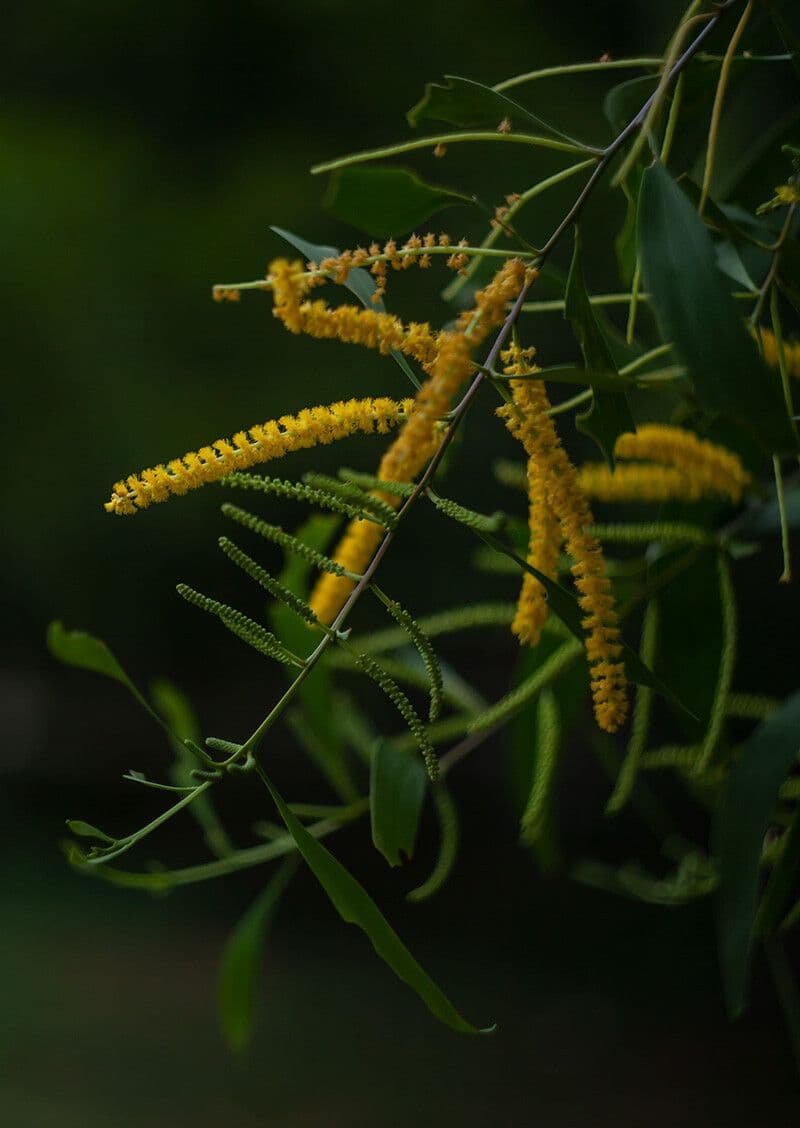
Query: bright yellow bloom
[
  {"left": 309, "top": 332, "right": 475, "bottom": 623},
  {"left": 613, "top": 424, "right": 751, "bottom": 503},
  {"left": 104, "top": 397, "right": 413, "bottom": 515},
  {"left": 497, "top": 346, "right": 628, "bottom": 734},
  {"left": 776, "top": 184, "right": 800, "bottom": 206},
  {"left": 577, "top": 462, "right": 714, "bottom": 503},
  {"left": 269, "top": 258, "right": 438, "bottom": 366},
  {"left": 512, "top": 455, "right": 561, "bottom": 647},
  {"left": 755, "top": 326, "right": 800, "bottom": 379},
  {"left": 309, "top": 260, "right": 533, "bottom": 625}
]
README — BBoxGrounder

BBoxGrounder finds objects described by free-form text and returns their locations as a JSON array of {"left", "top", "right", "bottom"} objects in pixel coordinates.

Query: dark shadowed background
[{"left": 3, "top": 2, "right": 799, "bottom": 1124}]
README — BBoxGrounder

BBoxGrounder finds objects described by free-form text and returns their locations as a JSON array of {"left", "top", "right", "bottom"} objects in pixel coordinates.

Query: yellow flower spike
[
  {"left": 267, "top": 257, "right": 439, "bottom": 366},
  {"left": 103, "top": 397, "right": 414, "bottom": 515},
  {"left": 309, "top": 333, "right": 474, "bottom": 624},
  {"left": 309, "top": 258, "right": 532, "bottom": 626},
  {"left": 511, "top": 457, "right": 561, "bottom": 647},
  {"left": 755, "top": 326, "right": 800, "bottom": 379},
  {"left": 497, "top": 345, "right": 628, "bottom": 734},
  {"left": 577, "top": 462, "right": 711, "bottom": 503},
  {"left": 612, "top": 424, "right": 751, "bottom": 503}
]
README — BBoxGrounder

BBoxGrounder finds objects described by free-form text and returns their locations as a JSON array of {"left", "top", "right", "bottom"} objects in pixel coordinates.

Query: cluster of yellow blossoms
[
  {"left": 497, "top": 346, "right": 628, "bottom": 734},
  {"left": 104, "top": 398, "right": 413, "bottom": 515},
  {"left": 578, "top": 424, "right": 751, "bottom": 505},
  {"left": 307, "top": 258, "right": 534, "bottom": 623},
  {"left": 756, "top": 327, "right": 800, "bottom": 380},
  {"left": 307, "top": 233, "right": 471, "bottom": 302}
]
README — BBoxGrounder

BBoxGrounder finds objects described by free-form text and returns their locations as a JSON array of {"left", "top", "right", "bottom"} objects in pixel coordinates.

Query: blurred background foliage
[{"left": 3, "top": 1, "right": 799, "bottom": 1123}]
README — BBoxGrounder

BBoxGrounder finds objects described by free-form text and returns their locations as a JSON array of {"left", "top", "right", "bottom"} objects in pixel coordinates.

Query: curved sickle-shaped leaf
[
  {"left": 271, "top": 225, "right": 420, "bottom": 389},
  {"left": 260, "top": 767, "right": 492, "bottom": 1034},
  {"left": 47, "top": 621, "right": 164, "bottom": 727},
  {"left": 565, "top": 227, "right": 634, "bottom": 467},
  {"left": 407, "top": 74, "right": 585, "bottom": 149},
  {"left": 324, "top": 166, "right": 474, "bottom": 239},
  {"left": 638, "top": 163, "right": 797, "bottom": 454},
  {"left": 712, "top": 692, "right": 800, "bottom": 1018},
  {"left": 370, "top": 740, "right": 428, "bottom": 867},
  {"left": 218, "top": 859, "right": 297, "bottom": 1052}
]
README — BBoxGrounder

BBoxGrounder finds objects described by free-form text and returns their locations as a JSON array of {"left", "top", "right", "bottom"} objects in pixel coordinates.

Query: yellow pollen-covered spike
[
  {"left": 497, "top": 343, "right": 628, "bottom": 734},
  {"left": 104, "top": 397, "right": 414, "bottom": 515},
  {"left": 612, "top": 424, "right": 751, "bottom": 503}
]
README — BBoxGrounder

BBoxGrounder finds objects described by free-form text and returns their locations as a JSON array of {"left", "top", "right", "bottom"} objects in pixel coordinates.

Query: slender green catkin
[
  {"left": 218, "top": 537, "right": 317, "bottom": 625},
  {"left": 640, "top": 744, "right": 702, "bottom": 772},
  {"left": 337, "top": 467, "right": 415, "bottom": 499},
  {"left": 493, "top": 459, "right": 528, "bottom": 491},
  {"left": 407, "top": 784, "right": 459, "bottom": 902},
  {"left": 694, "top": 553, "right": 737, "bottom": 775},
  {"left": 726, "top": 693, "right": 779, "bottom": 721},
  {"left": 221, "top": 504, "right": 358, "bottom": 578},
  {"left": 303, "top": 473, "right": 400, "bottom": 527},
  {"left": 371, "top": 586, "right": 444, "bottom": 722},
  {"left": 606, "top": 600, "right": 659, "bottom": 814},
  {"left": 587, "top": 522, "right": 712, "bottom": 546},
  {"left": 426, "top": 490, "right": 507, "bottom": 533},
  {"left": 350, "top": 602, "right": 517, "bottom": 655},
  {"left": 223, "top": 472, "right": 391, "bottom": 526},
  {"left": 468, "top": 640, "right": 583, "bottom": 732},
  {"left": 520, "top": 689, "right": 561, "bottom": 853},
  {"left": 352, "top": 651, "right": 439, "bottom": 780},
  {"left": 176, "top": 584, "right": 304, "bottom": 667}
]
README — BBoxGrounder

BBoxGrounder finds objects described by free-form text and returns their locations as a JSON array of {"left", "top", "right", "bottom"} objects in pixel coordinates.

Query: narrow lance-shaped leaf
[
  {"left": 218, "top": 858, "right": 297, "bottom": 1052},
  {"left": 47, "top": 621, "right": 165, "bottom": 730},
  {"left": 638, "top": 162, "right": 797, "bottom": 454},
  {"left": 565, "top": 226, "right": 635, "bottom": 466},
  {"left": 712, "top": 691, "right": 800, "bottom": 1018},
  {"left": 370, "top": 740, "right": 428, "bottom": 867},
  {"left": 259, "top": 767, "right": 492, "bottom": 1034},
  {"left": 407, "top": 74, "right": 587, "bottom": 149},
  {"left": 407, "top": 784, "right": 460, "bottom": 903},
  {"left": 324, "top": 166, "right": 475, "bottom": 239}
]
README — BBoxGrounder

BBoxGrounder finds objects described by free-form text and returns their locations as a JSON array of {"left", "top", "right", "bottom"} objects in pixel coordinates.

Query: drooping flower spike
[
  {"left": 104, "top": 397, "right": 413, "bottom": 516},
  {"left": 497, "top": 345, "right": 628, "bottom": 735},
  {"left": 308, "top": 258, "right": 535, "bottom": 625}
]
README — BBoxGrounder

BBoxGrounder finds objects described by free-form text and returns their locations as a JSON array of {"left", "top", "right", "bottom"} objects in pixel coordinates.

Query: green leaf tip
[
  {"left": 324, "top": 166, "right": 474, "bottom": 239},
  {"left": 261, "top": 768, "right": 493, "bottom": 1034}
]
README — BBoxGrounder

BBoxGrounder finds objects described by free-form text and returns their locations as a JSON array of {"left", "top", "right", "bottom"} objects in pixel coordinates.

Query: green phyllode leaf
[
  {"left": 370, "top": 740, "right": 428, "bottom": 867},
  {"left": 713, "top": 692, "right": 800, "bottom": 1018},
  {"left": 638, "top": 162, "right": 797, "bottom": 454},
  {"left": 218, "top": 859, "right": 297, "bottom": 1052},
  {"left": 260, "top": 768, "right": 492, "bottom": 1034},
  {"left": 47, "top": 621, "right": 163, "bottom": 727},
  {"left": 324, "top": 166, "right": 474, "bottom": 238},
  {"left": 407, "top": 74, "right": 581, "bottom": 147},
  {"left": 565, "top": 226, "right": 635, "bottom": 466}
]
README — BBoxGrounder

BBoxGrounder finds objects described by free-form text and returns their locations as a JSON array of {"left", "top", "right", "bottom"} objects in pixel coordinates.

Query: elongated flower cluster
[
  {"left": 104, "top": 398, "right": 413, "bottom": 515},
  {"left": 756, "top": 327, "right": 800, "bottom": 379},
  {"left": 577, "top": 462, "right": 713, "bottom": 502},
  {"left": 309, "top": 259, "right": 534, "bottom": 625},
  {"left": 578, "top": 425, "right": 751, "bottom": 505},
  {"left": 497, "top": 346, "right": 628, "bottom": 734},
  {"left": 270, "top": 258, "right": 438, "bottom": 364},
  {"left": 308, "top": 332, "right": 475, "bottom": 625}
]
